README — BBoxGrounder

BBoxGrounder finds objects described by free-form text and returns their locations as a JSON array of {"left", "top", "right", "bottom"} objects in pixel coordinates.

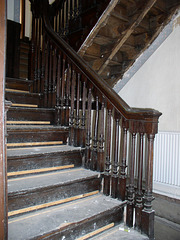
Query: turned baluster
[
  {"left": 37, "top": 18, "right": 42, "bottom": 93},
  {"left": 111, "top": 114, "right": 120, "bottom": 198},
  {"left": 74, "top": 73, "right": 80, "bottom": 146},
  {"left": 40, "top": 30, "right": 46, "bottom": 100},
  {"left": 65, "top": 0, "right": 69, "bottom": 35},
  {"left": 142, "top": 133, "right": 156, "bottom": 239},
  {"left": 48, "top": 44, "right": 53, "bottom": 108},
  {"left": 80, "top": 80, "right": 86, "bottom": 148},
  {"left": 119, "top": 119, "right": 129, "bottom": 201},
  {"left": 60, "top": 55, "right": 66, "bottom": 125},
  {"left": 56, "top": 52, "right": 62, "bottom": 125},
  {"left": 74, "top": 0, "right": 78, "bottom": 19},
  {"left": 29, "top": 14, "right": 35, "bottom": 84},
  {"left": 65, "top": 62, "right": 71, "bottom": 126},
  {"left": 85, "top": 88, "right": 92, "bottom": 168},
  {"left": 97, "top": 100, "right": 105, "bottom": 172},
  {"left": 33, "top": 18, "right": 38, "bottom": 92},
  {"left": 44, "top": 39, "right": 49, "bottom": 108},
  {"left": 70, "top": 0, "right": 73, "bottom": 21},
  {"left": 135, "top": 129, "right": 144, "bottom": 231},
  {"left": 62, "top": 0, "right": 65, "bottom": 35},
  {"left": 69, "top": 69, "right": 76, "bottom": 145},
  {"left": 126, "top": 122, "right": 137, "bottom": 227},
  {"left": 52, "top": 47, "right": 57, "bottom": 108},
  {"left": 103, "top": 107, "right": 112, "bottom": 196},
  {"left": 91, "top": 96, "right": 99, "bottom": 171}
]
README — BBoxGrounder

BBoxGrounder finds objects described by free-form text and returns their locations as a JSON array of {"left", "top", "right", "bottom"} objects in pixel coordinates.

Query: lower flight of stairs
[{"left": 6, "top": 77, "right": 149, "bottom": 239}]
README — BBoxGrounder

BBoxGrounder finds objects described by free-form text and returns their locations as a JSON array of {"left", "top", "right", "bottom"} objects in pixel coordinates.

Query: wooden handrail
[{"left": 42, "top": 0, "right": 162, "bottom": 124}]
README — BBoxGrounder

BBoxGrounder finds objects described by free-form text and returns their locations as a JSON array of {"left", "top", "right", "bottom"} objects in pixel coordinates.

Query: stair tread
[
  {"left": 90, "top": 223, "right": 148, "bottom": 240},
  {"left": 8, "top": 194, "right": 125, "bottom": 240},
  {"left": 7, "top": 144, "right": 78, "bottom": 157},
  {"left": 8, "top": 168, "right": 97, "bottom": 195},
  {"left": 7, "top": 124, "right": 68, "bottom": 130}
]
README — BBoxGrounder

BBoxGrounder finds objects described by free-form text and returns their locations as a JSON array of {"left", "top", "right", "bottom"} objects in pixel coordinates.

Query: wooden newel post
[
  {"left": 142, "top": 133, "right": 155, "bottom": 239},
  {"left": 141, "top": 116, "right": 161, "bottom": 239}
]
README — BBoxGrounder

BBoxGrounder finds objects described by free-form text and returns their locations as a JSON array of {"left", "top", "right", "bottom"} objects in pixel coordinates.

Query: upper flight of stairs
[
  {"left": 78, "top": 0, "right": 180, "bottom": 87},
  {"left": 6, "top": 77, "right": 149, "bottom": 239}
]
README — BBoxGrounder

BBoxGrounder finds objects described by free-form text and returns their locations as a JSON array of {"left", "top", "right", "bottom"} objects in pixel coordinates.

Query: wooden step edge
[
  {"left": 7, "top": 141, "right": 63, "bottom": 148},
  {"left": 5, "top": 88, "right": 29, "bottom": 93},
  {"left": 7, "top": 121, "right": 51, "bottom": 125},
  {"left": 11, "top": 103, "right": 38, "bottom": 108},
  {"left": 8, "top": 190, "right": 99, "bottom": 218},
  {"left": 7, "top": 144, "right": 68, "bottom": 151},
  {"left": 77, "top": 222, "right": 115, "bottom": 240},
  {"left": 7, "top": 164, "right": 75, "bottom": 177}
]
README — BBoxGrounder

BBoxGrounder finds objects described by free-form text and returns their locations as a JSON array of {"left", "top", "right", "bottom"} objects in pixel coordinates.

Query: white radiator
[{"left": 153, "top": 131, "right": 180, "bottom": 199}]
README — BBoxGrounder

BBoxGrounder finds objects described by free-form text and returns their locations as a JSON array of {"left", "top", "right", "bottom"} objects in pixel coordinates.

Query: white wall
[
  {"left": 119, "top": 13, "right": 180, "bottom": 132},
  {"left": 7, "top": 0, "right": 15, "bottom": 21}
]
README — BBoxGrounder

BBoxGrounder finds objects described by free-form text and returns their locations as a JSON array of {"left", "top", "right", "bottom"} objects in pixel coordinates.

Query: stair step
[
  {"left": 8, "top": 190, "right": 99, "bottom": 218},
  {"left": 6, "top": 90, "right": 40, "bottom": 105},
  {"left": 7, "top": 125, "right": 69, "bottom": 144},
  {"left": 8, "top": 168, "right": 101, "bottom": 212},
  {"left": 7, "top": 107, "right": 56, "bottom": 123},
  {"left": 8, "top": 194, "right": 126, "bottom": 240},
  {"left": 7, "top": 145, "right": 82, "bottom": 172},
  {"left": 89, "top": 223, "right": 149, "bottom": 240},
  {"left": 6, "top": 77, "right": 32, "bottom": 91}
]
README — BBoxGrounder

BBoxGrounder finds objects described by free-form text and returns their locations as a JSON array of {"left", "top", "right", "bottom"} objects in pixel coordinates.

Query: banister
[
  {"left": 42, "top": 0, "right": 162, "bottom": 124},
  {"left": 29, "top": 1, "right": 162, "bottom": 238}
]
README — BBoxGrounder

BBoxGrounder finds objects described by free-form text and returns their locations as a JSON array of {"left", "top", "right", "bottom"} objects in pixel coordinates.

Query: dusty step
[
  {"left": 89, "top": 223, "right": 148, "bottom": 240},
  {"left": 6, "top": 77, "right": 32, "bottom": 91},
  {"left": 8, "top": 168, "right": 101, "bottom": 212},
  {"left": 8, "top": 194, "right": 126, "bottom": 240},
  {"left": 7, "top": 145, "right": 82, "bottom": 173},
  {"left": 5, "top": 90, "right": 41, "bottom": 105},
  {"left": 7, "top": 107, "right": 56, "bottom": 123},
  {"left": 7, "top": 125, "right": 69, "bottom": 144}
]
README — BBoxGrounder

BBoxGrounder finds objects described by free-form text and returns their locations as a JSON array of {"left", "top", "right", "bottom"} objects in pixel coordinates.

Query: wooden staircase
[
  {"left": 5, "top": 77, "right": 148, "bottom": 240},
  {"left": 6, "top": 0, "right": 180, "bottom": 239}
]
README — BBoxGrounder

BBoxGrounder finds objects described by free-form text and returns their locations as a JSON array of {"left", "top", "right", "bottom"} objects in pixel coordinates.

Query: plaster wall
[
  {"left": 7, "top": 0, "right": 14, "bottom": 21},
  {"left": 119, "top": 14, "right": 180, "bottom": 132}
]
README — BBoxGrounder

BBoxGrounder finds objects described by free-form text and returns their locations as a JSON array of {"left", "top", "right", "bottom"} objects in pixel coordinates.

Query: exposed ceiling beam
[{"left": 98, "top": 0, "right": 157, "bottom": 75}]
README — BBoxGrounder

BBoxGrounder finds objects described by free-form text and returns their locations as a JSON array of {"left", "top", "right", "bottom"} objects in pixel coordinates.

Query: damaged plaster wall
[{"left": 119, "top": 11, "right": 180, "bottom": 132}]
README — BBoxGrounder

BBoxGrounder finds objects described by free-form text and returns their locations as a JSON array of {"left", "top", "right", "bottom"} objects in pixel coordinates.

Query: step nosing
[{"left": 8, "top": 164, "right": 75, "bottom": 177}]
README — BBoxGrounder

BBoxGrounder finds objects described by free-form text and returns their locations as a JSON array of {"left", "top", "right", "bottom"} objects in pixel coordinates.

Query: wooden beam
[
  {"left": 98, "top": 0, "right": 157, "bottom": 75},
  {"left": 78, "top": 0, "right": 119, "bottom": 57},
  {"left": 0, "top": 0, "right": 7, "bottom": 239}
]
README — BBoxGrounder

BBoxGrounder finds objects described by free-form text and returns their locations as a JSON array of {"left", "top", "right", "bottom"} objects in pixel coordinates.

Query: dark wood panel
[{"left": 6, "top": 20, "right": 21, "bottom": 78}]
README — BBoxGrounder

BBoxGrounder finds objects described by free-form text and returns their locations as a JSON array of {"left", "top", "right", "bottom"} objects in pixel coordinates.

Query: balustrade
[{"left": 29, "top": 0, "right": 162, "bottom": 238}]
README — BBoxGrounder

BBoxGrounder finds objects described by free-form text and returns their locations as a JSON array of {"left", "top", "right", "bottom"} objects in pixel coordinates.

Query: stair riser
[
  {"left": 7, "top": 129, "right": 68, "bottom": 144},
  {"left": 6, "top": 92, "right": 41, "bottom": 105},
  {"left": 8, "top": 177, "right": 101, "bottom": 212},
  {"left": 40, "top": 205, "right": 124, "bottom": 240},
  {"left": 7, "top": 108, "right": 55, "bottom": 123},
  {"left": 6, "top": 79, "right": 32, "bottom": 91},
  {"left": 8, "top": 151, "right": 82, "bottom": 173}
]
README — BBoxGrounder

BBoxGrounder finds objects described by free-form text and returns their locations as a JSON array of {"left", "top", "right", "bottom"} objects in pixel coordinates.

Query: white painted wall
[
  {"left": 119, "top": 13, "right": 180, "bottom": 132},
  {"left": 7, "top": 0, "right": 15, "bottom": 21}
]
